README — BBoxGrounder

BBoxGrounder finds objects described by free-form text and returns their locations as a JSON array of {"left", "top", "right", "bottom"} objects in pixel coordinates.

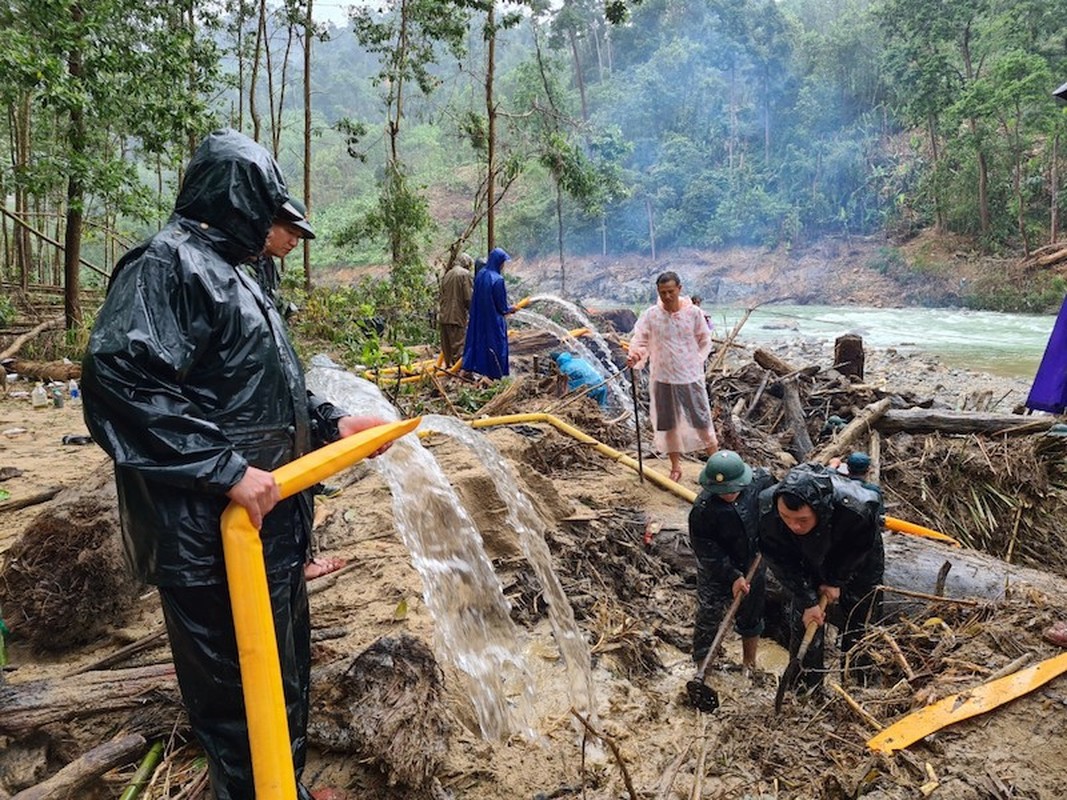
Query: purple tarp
[{"left": 1027, "top": 295, "right": 1067, "bottom": 413}]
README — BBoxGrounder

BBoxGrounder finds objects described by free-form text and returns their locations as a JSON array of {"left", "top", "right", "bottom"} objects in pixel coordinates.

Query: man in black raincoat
[
  {"left": 254, "top": 196, "right": 314, "bottom": 318},
  {"left": 758, "top": 463, "right": 884, "bottom": 690},
  {"left": 688, "top": 450, "right": 774, "bottom": 672},
  {"left": 82, "top": 129, "right": 386, "bottom": 800}
]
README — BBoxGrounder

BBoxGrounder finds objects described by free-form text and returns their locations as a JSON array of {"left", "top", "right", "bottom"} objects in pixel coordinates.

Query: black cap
[
  {"left": 276, "top": 197, "right": 315, "bottom": 239},
  {"left": 1055, "top": 82, "right": 1067, "bottom": 103}
]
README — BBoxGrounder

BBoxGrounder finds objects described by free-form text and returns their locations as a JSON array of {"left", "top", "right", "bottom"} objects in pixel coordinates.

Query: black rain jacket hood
[
  {"left": 82, "top": 129, "right": 345, "bottom": 586},
  {"left": 173, "top": 128, "right": 288, "bottom": 264},
  {"left": 759, "top": 463, "right": 883, "bottom": 608}
]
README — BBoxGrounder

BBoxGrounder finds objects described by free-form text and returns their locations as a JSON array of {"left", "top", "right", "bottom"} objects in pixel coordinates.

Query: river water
[{"left": 706, "top": 304, "right": 1054, "bottom": 379}]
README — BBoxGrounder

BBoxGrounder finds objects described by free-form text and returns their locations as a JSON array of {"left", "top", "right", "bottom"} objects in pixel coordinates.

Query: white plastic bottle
[
  {"left": 68, "top": 379, "right": 81, "bottom": 407},
  {"left": 30, "top": 382, "right": 48, "bottom": 409}
]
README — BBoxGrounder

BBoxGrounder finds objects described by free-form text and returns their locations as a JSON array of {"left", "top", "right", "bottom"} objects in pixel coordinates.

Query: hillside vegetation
[{"left": 2, "top": 0, "right": 1066, "bottom": 338}]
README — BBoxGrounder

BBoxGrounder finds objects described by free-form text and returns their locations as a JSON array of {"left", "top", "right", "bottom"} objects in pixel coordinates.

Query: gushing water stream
[
  {"left": 421, "top": 414, "right": 595, "bottom": 718},
  {"left": 306, "top": 357, "right": 537, "bottom": 740},
  {"left": 524, "top": 293, "right": 624, "bottom": 379},
  {"left": 513, "top": 308, "right": 631, "bottom": 413}
]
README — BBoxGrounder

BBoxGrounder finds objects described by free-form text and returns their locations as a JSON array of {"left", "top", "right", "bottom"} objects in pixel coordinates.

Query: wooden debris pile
[
  {"left": 504, "top": 506, "right": 688, "bottom": 679},
  {"left": 0, "top": 468, "right": 139, "bottom": 652},
  {"left": 1021, "top": 240, "right": 1067, "bottom": 272},
  {"left": 704, "top": 339, "right": 1067, "bottom": 578},
  {"left": 881, "top": 432, "right": 1067, "bottom": 575},
  {"left": 686, "top": 591, "right": 1066, "bottom": 798}
]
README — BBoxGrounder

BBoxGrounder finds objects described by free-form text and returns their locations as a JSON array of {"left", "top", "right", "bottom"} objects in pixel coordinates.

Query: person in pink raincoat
[{"left": 625, "top": 271, "right": 718, "bottom": 482}]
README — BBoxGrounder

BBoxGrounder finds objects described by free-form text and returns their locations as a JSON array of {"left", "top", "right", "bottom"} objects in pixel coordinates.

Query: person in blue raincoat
[
  {"left": 553, "top": 351, "right": 608, "bottom": 407},
  {"left": 461, "top": 247, "right": 517, "bottom": 380}
]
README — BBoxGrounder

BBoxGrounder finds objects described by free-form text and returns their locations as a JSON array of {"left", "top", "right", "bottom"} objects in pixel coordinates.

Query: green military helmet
[{"left": 698, "top": 450, "right": 753, "bottom": 494}]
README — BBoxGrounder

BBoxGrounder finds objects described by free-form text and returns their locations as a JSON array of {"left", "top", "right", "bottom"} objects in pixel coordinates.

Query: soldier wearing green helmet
[{"left": 688, "top": 450, "right": 774, "bottom": 672}]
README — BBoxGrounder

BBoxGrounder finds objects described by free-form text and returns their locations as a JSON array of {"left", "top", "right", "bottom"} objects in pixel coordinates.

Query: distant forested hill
[{"left": 2, "top": 0, "right": 1066, "bottom": 326}]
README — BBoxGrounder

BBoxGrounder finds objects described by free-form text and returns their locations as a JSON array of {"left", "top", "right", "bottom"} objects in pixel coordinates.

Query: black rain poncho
[
  {"left": 82, "top": 127, "right": 346, "bottom": 587},
  {"left": 758, "top": 463, "right": 884, "bottom": 686},
  {"left": 758, "top": 463, "right": 883, "bottom": 610},
  {"left": 82, "top": 129, "right": 343, "bottom": 800}
]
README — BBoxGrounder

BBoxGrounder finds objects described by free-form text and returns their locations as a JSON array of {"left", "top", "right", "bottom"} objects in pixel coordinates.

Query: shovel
[
  {"left": 774, "top": 594, "right": 830, "bottom": 713},
  {"left": 685, "top": 553, "right": 762, "bottom": 712}
]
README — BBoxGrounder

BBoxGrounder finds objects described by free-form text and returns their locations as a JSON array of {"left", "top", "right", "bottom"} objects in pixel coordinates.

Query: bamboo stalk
[
  {"left": 828, "top": 681, "right": 883, "bottom": 730},
  {"left": 118, "top": 740, "right": 164, "bottom": 800},
  {"left": 570, "top": 708, "right": 638, "bottom": 800}
]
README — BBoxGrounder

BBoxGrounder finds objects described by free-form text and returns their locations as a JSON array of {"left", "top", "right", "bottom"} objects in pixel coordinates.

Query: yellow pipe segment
[
  {"left": 471, "top": 412, "right": 695, "bottom": 499},
  {"left": 884, "top": 515, "right": 960, "bottom": 546},
  {"left": 867, "top": 650, "right": 1067, "bottom": 754},
  {"left": 220, "top": 417, "right": 420, "bottom": 800}
]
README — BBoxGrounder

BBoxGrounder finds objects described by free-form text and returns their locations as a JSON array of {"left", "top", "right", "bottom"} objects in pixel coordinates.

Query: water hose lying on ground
[{"left": 220, "top": 418, "right": 420, "bottom": 800}]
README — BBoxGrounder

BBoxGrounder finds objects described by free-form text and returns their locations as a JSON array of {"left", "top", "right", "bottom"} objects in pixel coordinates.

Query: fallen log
[
  {"left": 1, "top": 358, "right": 80, "bottom": 383},
  {"left": 751, "top": 349, "right": 817, "bottom": 459},
  {"left": 880, "top": 533, "right": 1067, "bottom": 606},
  {"left": 0, "top": 487, "right": 62, "bottom": 515},
  {"left": 0, "top": 664, "right": 178, "bottom": 737},
  {"left": 0, "top": 317, "right": 65, "bottom": 362},
  {"left": 868, "top": 430, "right": 882, "bottom": 484},
  {"left": 753, "top": 347, "right": 797, "bottom": 377},
  {"left": 874, "top": 409, "right": 1055, "bottom": 436},
  {"left": 10, "top": 734, "right": 147, "bottom": 800},
  {"left": 1034, "top": 246, "right": 1067, "bottom": 268},
  {"left": 812, "top": 398, "right": 892, "bottom": 463},
  {"left": 779, "top": 380, "right": 813, "bottom": 460}
]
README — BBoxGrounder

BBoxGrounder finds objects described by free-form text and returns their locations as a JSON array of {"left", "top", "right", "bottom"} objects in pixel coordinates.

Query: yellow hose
[
  {"left": 471, "top": 412, "right": 690, "bottom": 498},
  {"left": 469, "top": 413, "right": 958, "bottom": 545},
  {"left": 364, "top": 326, "right": 592, "bottom": 383},
  {"left": 220, "top": 417, "right": 420, "bottom": 800},
  {"left": 884, "top": 515, "right": 960, "bottom": 546}
]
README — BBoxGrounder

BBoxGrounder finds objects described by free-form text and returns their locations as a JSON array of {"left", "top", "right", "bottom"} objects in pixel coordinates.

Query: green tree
[
  {"left": 347, "top": 0, "right": 482, "bottom": 272},
  {"left": 971, "top": 51, "right": 1053, "bottom": 254},
  {"left": 0, "top": 0, "right": 222, "bottom": 326}
]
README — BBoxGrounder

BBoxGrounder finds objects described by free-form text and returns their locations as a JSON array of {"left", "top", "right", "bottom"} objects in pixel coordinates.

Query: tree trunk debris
[
  {"left": 0, "top": 664, "right": 178, "bottom": 738},
  {"left": 0, "top": 317, "right": 66, "bottom": 361},
  {"left": 10, "top": 734, "right": 147, "bottom": 800}
]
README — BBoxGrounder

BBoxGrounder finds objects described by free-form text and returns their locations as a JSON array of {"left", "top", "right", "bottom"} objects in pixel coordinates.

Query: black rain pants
[{"left": 160, "top": 565, "right": 312, "bottom": 800}]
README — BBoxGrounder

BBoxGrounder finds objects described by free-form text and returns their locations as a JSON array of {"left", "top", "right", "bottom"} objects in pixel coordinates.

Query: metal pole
[{"left": 629, "top": 367, "right": 644, "bottom": 483}]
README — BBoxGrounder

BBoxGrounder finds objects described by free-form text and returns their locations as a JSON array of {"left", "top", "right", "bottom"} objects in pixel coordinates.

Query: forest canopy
[{"left": 2, "top": 0, "right": 1066, "bottom": 325}]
